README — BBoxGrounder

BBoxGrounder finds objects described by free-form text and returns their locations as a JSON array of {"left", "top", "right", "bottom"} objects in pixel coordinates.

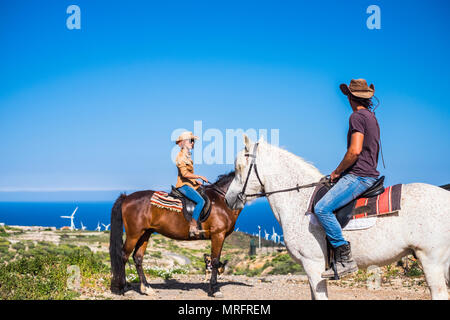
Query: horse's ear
[{"left": 243, "top": 134, "right": 252, "bottom": 151}]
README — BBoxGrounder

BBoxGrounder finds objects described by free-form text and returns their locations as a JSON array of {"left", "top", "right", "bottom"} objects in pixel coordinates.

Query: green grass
[
  {"left": 265, "top": 253, "right": 305, "bottom": 275},
  {"left": 0, "top": 227, "right": 8, "bottom": 237},
  {"left": 150, "top": 251, "right": 163, "bottom": 259},
  {"left": 405, "top": 261, "right": 424, "bottom": 277}
]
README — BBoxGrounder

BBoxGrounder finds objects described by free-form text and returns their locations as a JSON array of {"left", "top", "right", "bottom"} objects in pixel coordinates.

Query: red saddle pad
[{"left": 352, "top": 184, "right": 402, "bottom": 220}]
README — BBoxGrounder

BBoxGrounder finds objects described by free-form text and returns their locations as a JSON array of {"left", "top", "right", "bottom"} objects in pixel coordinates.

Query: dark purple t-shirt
[{"left": 344, "top": 108, "right": 380, "bottom": 178}]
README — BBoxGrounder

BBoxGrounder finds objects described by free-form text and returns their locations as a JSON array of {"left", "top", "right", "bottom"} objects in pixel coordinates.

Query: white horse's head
[{"left": 225, "top": 134, "right": 266, "bottom": 210}]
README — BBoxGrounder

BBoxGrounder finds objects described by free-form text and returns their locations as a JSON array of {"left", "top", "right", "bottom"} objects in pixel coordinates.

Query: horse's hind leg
[
  {"left": 122, "top": 235, "right": 140, "bottom": 291},
  {"left": 133, "top": 229, "right": 154, "bottom": 295},
  {"left": 415, "top": 249, "right": 448, "bottom": 300}
]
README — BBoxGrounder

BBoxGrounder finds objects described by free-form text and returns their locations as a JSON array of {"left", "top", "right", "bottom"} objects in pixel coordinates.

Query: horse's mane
[
  {"left": 206, "top": 171, "right": 235, "bottom": 192},
  {"left": 261, "top": 141, "right": 323, "bottom": 177}
]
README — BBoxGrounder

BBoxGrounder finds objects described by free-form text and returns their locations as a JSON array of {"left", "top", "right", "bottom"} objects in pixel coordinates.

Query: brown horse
[{"left": 109, "top": 171, "right": 242, "bottom": 297}]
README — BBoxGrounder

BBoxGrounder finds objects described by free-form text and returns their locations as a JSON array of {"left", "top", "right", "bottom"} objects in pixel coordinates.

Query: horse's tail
[{"left": 109, "top": 193, "right": 127, "bottom": 294}]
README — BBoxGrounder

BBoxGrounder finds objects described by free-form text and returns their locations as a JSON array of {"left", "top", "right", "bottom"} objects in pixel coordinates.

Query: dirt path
[{"left": 96, "top": 274, "right": 432, "bottom": 300}]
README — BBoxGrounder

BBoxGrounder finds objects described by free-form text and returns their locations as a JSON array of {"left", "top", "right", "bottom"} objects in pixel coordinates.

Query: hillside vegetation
[{"left": 0, "top": 225, "right": 424, "bottom": 300}]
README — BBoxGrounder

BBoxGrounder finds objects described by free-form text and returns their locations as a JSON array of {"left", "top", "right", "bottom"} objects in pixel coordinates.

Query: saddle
[
  {"left": 309, "top": 176, "right": 399, "bottom": 229},
  {"left": 169, "top": 186, "right": 212, "bottom": 226}
]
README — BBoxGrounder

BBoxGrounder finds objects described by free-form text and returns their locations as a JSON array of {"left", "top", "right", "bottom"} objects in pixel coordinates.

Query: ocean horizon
[{"left": 0, "top": 193, "right": 283, "bottom": 238}]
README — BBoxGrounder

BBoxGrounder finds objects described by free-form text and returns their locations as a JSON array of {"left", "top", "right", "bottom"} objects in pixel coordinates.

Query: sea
[{"left": 0, "top": 197, "right": 283, "bottom": 239}]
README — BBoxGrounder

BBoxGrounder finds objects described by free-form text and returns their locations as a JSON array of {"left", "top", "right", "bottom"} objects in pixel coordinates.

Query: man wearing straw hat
[
  {"left": 175, "top": 131, "right": 209, "bottom": 237},
  {"left": 315, "top": 79, "right": 381, "bottom": 279}
]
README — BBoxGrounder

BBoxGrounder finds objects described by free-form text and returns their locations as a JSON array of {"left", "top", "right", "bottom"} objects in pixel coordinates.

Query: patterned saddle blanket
[
  {"left": 150, "top": 191, "right": 183, "bottom": 213},
  {"left": 149, "top": 187, "right": 211, "bottom": 224}
]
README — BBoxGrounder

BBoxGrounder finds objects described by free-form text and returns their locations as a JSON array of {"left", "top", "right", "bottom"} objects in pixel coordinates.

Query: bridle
[
  {"left": 237, "top": 142, "right": 331, "bottom": 203},
  {"left": 237, "top": 142, "right": 266, "bottom": 203}
]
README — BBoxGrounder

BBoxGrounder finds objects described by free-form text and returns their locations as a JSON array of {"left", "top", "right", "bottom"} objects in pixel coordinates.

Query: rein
[{"left": 238, "top": 142, "right": 331, "bottom": 201}]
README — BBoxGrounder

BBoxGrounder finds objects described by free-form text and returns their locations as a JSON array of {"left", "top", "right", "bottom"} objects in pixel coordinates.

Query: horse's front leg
[{"left": 208, "top": 232, "right": 226, "bottom": 298}]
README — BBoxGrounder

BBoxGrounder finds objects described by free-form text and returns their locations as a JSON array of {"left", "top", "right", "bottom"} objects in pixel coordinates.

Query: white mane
[{"left": 258, "top": 140, "right": 323, "bottom": 181}]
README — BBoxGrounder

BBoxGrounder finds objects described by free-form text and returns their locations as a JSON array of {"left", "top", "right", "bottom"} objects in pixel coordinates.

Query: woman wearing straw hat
[
  {"left": 175, "top": 131, "right": 209, "bottom": 237},
  {"left": 314, "top": 79, "right": 381, "bottom": 279}
]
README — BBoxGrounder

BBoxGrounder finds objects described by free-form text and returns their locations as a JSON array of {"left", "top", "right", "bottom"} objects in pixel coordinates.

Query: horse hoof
[{"left": 141, "top": 284, "right": 155, "bottom": 296}]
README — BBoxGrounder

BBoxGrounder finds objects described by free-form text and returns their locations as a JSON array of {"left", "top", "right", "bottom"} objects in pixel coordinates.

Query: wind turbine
[
  {"left": 258, "top": 225, "right": 261, "bottom": 249},
  {"left": 80, "top": 221, "right": 86, "bottom": 231},
  {"left": 264, "top": 229, "right": 269, "bottom": 241},
  {"left": 271, "top": 227, "right": 278, "bottom": 243},
  {"left": 102, "top": 223, "right": 110, "bottom": 231},
  {"left": 95, "top": 222, "right": 101, "bottom": 232},
  {"left": 60, "top": 207, "right": 78, "bottom": 230}
]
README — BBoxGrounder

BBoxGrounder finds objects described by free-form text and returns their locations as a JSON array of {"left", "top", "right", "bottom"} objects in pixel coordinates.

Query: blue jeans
[
  {"left": 314, "top": 174, "right": 377, "bottom": 248},
  {"left": 178, "top": 185, "right": 205, "bottom": 221}
]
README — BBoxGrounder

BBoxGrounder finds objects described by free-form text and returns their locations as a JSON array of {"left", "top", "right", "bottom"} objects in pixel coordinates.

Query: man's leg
[
  {"left": 314, "top": 174, "right": 361, "bottom": 247},
  {"left": 314, "top": 174, "right": 376, "bottom": 278}
]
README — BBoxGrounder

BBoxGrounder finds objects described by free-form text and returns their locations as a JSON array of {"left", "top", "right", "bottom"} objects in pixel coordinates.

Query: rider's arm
[
  {"left": 181, "top": 171, "right": 202, "bottom": 180},
  {"left": 176, "top": 156, "right": 207, "bottom": 182},
  {"left": 334, "top": 132, "right": 364, "bottom": 176}
]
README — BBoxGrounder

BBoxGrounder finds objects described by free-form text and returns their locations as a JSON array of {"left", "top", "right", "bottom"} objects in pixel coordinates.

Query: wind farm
[{"left": 59, "top": 206, "right": 106, "bottom": 232}]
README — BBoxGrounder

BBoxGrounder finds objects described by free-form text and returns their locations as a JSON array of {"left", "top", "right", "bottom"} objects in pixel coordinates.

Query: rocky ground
[{"left": 81, "top": 273, "right": 431, "bottom": 300}]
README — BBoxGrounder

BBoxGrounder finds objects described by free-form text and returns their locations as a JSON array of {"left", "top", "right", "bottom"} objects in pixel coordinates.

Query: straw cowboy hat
[
  {"left": 175, "top": 131, "right": 199, "bottom": 144},
  {"left": 340, "top": 79, "right": 375, "bottom": 99}
]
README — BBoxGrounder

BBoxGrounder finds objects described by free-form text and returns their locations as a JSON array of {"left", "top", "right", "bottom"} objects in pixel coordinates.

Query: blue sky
[{"left": 0, "top": 0, "right": 449, "bottom": 200}]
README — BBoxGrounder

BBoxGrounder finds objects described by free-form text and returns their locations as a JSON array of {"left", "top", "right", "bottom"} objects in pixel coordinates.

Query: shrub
[
  {"left": 0, "top": 243, "right": 109, "bottom": 300},
  {"left": 12, "top": 242, "right": 26, "bottom": 251},
  {"left": 262, "top": 253, "right": 305, "bottom": 275},
  {"left": 0, "top": 254, "right": 79, "bottom": 300},
  {"left": 406, "top": 261, "right": 423, "bottom": 277},
  {"left": 0, "top": 227, "right": 8, "bottom": 237}
]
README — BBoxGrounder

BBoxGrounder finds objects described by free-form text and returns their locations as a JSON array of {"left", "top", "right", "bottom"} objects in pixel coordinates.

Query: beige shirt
[{"left": 175, "top": 149, "right": 200, "bottom": 190}]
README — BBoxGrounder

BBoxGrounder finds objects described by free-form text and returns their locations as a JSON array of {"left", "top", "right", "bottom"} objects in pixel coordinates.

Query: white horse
[{"left": 225, "top": 135, "right": 450, "bottom": 300}]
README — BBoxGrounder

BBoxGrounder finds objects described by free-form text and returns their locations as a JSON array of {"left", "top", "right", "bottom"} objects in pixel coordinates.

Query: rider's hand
[
  {"left": 330, "top": 170, "right": 340, "bottom": 182},
  {"left": 196, "top": 176, "right": 208, "bottom": 184}
]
